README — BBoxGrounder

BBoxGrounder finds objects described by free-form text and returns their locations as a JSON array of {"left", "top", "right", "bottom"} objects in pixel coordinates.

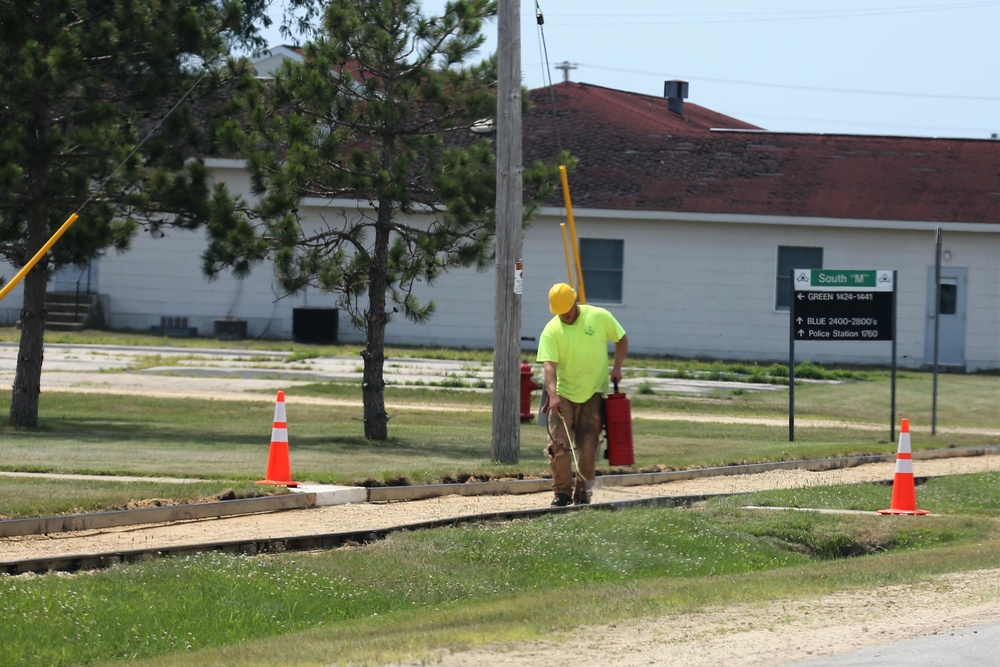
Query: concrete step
[{"left": 15, "top": 293, "right": 101, "bottom": 331}]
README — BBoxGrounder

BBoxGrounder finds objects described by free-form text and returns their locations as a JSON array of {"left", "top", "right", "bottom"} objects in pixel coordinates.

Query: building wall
[
  {"left": 97, "top": 225, "right": 345, "bottom": 339},
  {"left": 1, "top": 160, "right": 996, "bottom": 371},
  {"left": 577, "top": 214, "right": 999, "bottom": 371},
  {"left": 372, "top": 208, "right": 999, "bottom": 371}
]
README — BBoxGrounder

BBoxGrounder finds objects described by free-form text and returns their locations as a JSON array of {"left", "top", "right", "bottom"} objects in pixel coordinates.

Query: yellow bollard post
[
  {"left": 560, "top": 223, "right": 574, "bottom": 287},
  {"left": 0, "top": 213, "right": 81, "bottom": 303},
  {"left": 558, "top": 166, "right": 586, "bottom": 303}
]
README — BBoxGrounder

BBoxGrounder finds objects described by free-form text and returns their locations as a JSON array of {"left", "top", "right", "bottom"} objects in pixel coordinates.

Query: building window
[
  {"left": 776, "top": 246, "right": 823, "bottom": 310},
  {"left": 938, "top": 278, "right": 958, "bottom": 315},
  {"left": 579, "top": 238, "right": 624, "bottom": 303}
]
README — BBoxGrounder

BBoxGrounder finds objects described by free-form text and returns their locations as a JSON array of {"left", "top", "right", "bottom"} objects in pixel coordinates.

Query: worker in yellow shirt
[{"left": 537, "top": 283, "right": 628, "bottom": 506}]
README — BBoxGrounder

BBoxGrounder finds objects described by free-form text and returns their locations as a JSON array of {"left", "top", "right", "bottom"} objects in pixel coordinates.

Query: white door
[{"left": 924, "top": 266, "right": 966, "bottom": 367}]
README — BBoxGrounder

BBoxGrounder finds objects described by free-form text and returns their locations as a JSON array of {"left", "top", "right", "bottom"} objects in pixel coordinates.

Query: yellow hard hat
[{"left": 548, "top": 283, "right": 577, "bottom": 315}]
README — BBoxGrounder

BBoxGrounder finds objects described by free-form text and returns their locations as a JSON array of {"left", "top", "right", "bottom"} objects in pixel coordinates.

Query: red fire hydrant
[{"left": 519, "top": 362, "right": 541, "bottom": 422}]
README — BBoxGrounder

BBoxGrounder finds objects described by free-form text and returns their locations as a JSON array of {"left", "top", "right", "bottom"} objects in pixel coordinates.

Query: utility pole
[
  {"left": 492, "top": 0, "right": 523, "bottom": 464},
  {"left": 555, "top": 61, "right": 577, "bottom": 82}
]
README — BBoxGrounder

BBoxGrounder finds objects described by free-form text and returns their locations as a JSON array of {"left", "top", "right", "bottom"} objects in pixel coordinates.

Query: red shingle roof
[{"left": 524, "top": 82, "right": 1000, "bottom": 224}]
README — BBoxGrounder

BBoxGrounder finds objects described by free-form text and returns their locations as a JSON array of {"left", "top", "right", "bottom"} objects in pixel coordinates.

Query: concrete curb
[
  {"left": 3, "top": 445, "right": 997, "bottom": 538},
  {"left": 0, "top": 493, "right": 315, "bottom": 538}
]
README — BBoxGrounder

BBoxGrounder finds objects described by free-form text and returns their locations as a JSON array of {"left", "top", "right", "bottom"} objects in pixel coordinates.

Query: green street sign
[{"left": 793, "top": 269, "right": 894, "bottom": 292}]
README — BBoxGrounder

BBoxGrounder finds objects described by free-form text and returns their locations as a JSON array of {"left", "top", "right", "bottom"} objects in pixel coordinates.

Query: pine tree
[
  {"left": 0, "top": 0, "right": 316, "bottom": 427},
  {"left": 208, "top": 0, "right": 562, "bottom": 440}
]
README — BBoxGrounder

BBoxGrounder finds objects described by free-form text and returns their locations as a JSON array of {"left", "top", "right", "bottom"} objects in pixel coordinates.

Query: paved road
[
  {"left": 5, "top": 343, "right": 995, "bottom": 438},
  {"left": 788, "top": 621, "right": 1000, "bottom": 666},
  {"left": 0, "top": 341, "right": 788, "bottom": 396}
]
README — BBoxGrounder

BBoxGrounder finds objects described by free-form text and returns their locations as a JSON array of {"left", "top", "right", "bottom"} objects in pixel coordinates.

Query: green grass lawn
[{"left": 0, "top": 333, "right": 997, "bottom": 665}]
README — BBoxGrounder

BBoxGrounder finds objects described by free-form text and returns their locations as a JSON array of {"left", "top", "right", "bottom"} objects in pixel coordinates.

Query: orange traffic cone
[
  {"left": 256, "top": 391, "right": 299, "bottom": 487},
  {"left": 877, "top": 419, "right": 928, "bottom": 515}
]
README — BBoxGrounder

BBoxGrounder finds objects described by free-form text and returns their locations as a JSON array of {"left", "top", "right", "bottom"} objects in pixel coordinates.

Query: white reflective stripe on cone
[
  {"left": 272, "top": 427, "right": 288, "bottom": 442},
  {"left": 894, "top": 457, "right": 914, "bottom": 474}
]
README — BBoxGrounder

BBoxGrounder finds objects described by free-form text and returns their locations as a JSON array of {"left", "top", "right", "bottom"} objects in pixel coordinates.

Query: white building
[{"left": 5, "top": 76, "right": 998, "bottom": 371}]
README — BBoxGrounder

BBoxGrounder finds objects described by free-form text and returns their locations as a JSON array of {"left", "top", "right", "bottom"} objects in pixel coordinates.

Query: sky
[{"left": 257, "top": 0, "right": 1000, "bottom": 139}]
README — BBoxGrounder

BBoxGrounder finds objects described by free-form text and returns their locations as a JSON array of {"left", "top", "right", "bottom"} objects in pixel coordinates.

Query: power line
[
  {"left": 545, "top": 1, "right": 999, "bottom": 26},
  {"left": 81, "top": 0, "right": 280, "bottom": 214},
  {"left": 731, "top": 109, "right": 999, "bottom": 135},
  {"left": 533, "top": 0, "right": 565, "bottom": 157},
  {"left": 540, "top": 62, "right": 1000, "bottom": 102}
]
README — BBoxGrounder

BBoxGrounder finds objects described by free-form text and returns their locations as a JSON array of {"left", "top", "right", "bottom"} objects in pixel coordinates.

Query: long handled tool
[
  {"left": 557, "top": 412, "right": 582, "bottom": 482},
  {"left": 558, "top": 411, "right": 601, "bottom": 504}
]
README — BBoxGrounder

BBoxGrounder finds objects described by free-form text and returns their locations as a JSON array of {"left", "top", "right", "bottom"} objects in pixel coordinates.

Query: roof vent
[{"left": 664, "top": 80, "right": 689, "bottom": 116}]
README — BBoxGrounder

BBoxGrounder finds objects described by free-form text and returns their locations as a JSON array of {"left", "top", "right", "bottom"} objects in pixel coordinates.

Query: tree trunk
[
  {"left": 11, "top": 99, "right": 52, "bottom": 428},
  {"left": 9, "top": 262, "right": 48, "bottom": 428},
  {"left": 361, "top": 203, "right": 392, "bottom": 440},
  {"left": 360, "top": 317, "right": 388, "bottom": 440}
]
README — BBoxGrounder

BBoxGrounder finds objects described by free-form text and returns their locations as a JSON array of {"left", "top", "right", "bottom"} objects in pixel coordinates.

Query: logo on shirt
[{"left": 584, "top": 325, "right": 596, "bottom": 336}]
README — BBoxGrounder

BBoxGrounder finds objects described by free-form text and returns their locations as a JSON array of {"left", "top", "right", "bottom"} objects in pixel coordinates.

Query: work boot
[
  {"left": 574, "top": 492, "right": 591, "bottom": 506},
  {"left": 551, "top": 493, "right": 572, "bottom": 507}
]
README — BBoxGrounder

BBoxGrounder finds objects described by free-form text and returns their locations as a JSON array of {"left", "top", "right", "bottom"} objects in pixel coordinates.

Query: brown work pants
[{"left": 546, "top": 392, "right": 604, "bottom": 500}]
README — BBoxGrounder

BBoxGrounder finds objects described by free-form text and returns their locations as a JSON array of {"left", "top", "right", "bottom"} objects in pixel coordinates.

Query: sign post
[{"left": 789, "top": 269, "right": 897, "bottom": 442}]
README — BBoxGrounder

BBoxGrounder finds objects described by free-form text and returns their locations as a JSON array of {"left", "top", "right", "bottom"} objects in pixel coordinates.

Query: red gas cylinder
[
  {"left": 605, "top": 380, "right": 634, "bottom": 466},
  {"left": 519, "top": 362, "right": 541, "bottom": 422}
]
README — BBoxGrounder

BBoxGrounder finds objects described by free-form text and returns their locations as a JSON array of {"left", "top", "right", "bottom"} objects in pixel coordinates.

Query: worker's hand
[
  {"left": 547, "top": 393, "right": 561, "bottom": 416},
  {"left": 610, "top": 368, "right": 623, "bottom": 385}
]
